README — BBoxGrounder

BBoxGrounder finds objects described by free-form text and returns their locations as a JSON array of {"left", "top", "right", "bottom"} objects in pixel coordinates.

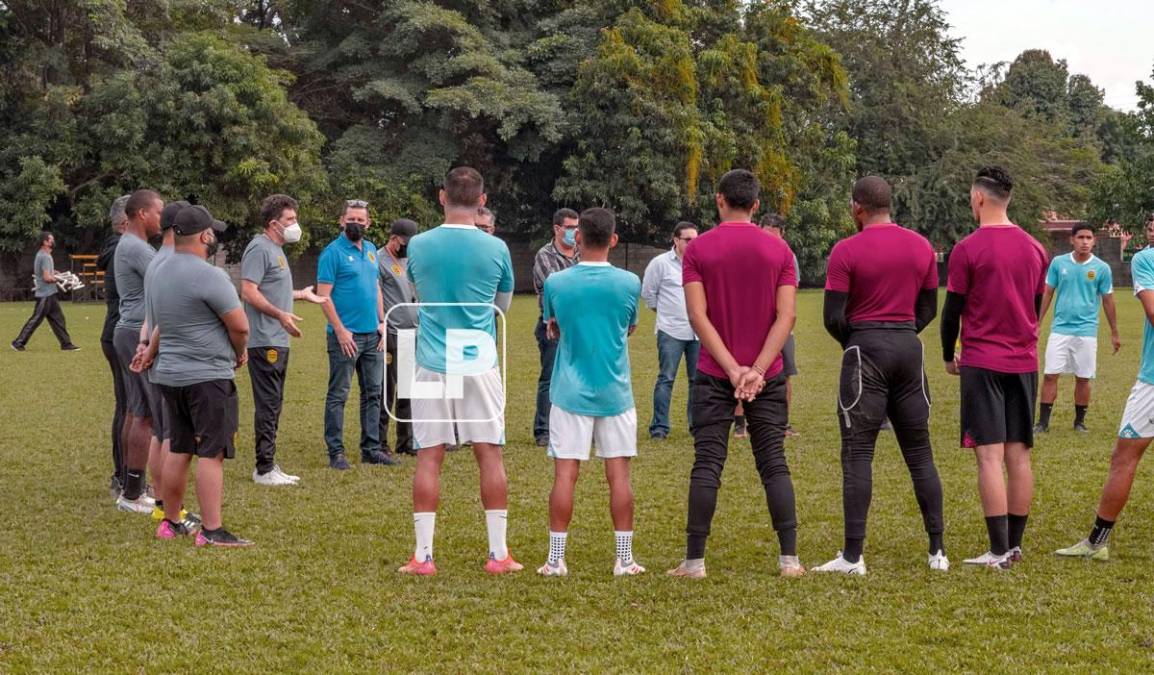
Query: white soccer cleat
[
  {"left": 962, "top": 551, "right": 1011, "bottom": 570},
  {"left": 537, "top": 559, "right": 568, "bottom": 577},
  {"left": 928, "top": 550, "right": 950, "bottom": 571},
  {"left": 613, "top": 558, "right": 646, "bottom": 576},
  {"left": 253, "top": 467, "right": 297, "bottom": 486},
  {"left": 115, "top": 494, "right": 155, "bottom": 514},
  {"left": 812, "top": 552, "right": 866, "bottom": 575}
]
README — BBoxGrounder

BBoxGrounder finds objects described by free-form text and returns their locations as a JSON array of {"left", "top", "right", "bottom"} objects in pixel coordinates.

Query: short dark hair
[
  {"left": 553, "top": 208, "right": 579, "bottom": 226},
  {"left": 443, "top": 166, "right": 484, "bottom": 208},
  {"left": 974, "top": 166, "right": 1013, "bottom": 201},
  {"left": 578, "top": 207, "right": 616, "bottom": 248},
  {"left": 758, "top": 213, "right": 786, "bottom": 230},
  {"left": 39, "top": 231, "right": 53, "bottom": 245},
  {"left": 260, "top": 194, "right": 299, "bottom": 228},
  {"left": 1071, "top": 223, "right": 1095, "bottom": 237},
  {"left": 851, "top": 176, "right": 892, "bottom": 214},
  {"left": 717, "top": 169, "right": 759, "bottom": 211},
  {"left": 125, "top": 189, "right": 161, "bottom": 219},
  {"left": 673, "top": 221, "right": 697, "bottom": 239}
]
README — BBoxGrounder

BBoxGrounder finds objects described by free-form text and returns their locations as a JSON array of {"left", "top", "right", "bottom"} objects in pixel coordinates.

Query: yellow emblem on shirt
[
  {"left": 278, "top": 256, "right": 287, "bottom": 270},
  {"left": 369, "top": 252, "right": 376, "bottom": 263},
  {"left": 1087, "top": 270, "right": 1096, "bottom": 281},
  {"left": 267, "top": 349, "right": 278, "bottom": 364},
  {"left": 392, "top": 263, "right": 402, "bottom": 276}
]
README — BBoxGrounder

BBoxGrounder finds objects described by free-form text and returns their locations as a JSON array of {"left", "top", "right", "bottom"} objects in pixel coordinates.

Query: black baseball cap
[
  {"left": 160, "top": 200, "right": 191, "bottom": 231},
  {"left": 391, "top": 218, "right": 418, "bottom": 237},
  {"left": 173, "top": 205, "right": 228, "bottom": 236}
]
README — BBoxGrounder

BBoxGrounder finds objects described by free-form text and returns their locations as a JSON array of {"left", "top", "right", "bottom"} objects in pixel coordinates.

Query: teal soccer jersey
[
  {"left": 1046, "top": 252, "right": 1113, "bottom": 338},
  {"left": 542, "top": 262, "right": 641, "bottom": 417},
  {"left": 407, "top": 224, "right": 514, "bottom": 375},
  {"left": 1132, "top": 249, "right": 1154, "bottom": 385}
]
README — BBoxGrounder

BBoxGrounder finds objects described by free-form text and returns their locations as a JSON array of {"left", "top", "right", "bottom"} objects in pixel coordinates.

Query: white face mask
[{"left": 282, "top": 222, "right": 302, "bottom": 244}]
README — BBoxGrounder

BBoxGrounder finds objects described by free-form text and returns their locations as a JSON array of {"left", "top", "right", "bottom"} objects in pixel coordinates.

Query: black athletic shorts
[
  {"left": 959, "top": 366, "right": 1037, "bottom": 449},
  {"left": 781, "top": 334, "right": 798, "bottom": 377},
  {"left": 159, "top": 379, "right": 238, "bottom": 459},
  {"left": 147, "top": 377, "right": 171, "bottom": 441}
]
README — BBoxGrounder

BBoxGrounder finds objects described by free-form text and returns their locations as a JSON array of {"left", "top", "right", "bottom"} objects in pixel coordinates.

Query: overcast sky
[{"left": 938, "top": 0, "right": 1154, "bottom": 110}]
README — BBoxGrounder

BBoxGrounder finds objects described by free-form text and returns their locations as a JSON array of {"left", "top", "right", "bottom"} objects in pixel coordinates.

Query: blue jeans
[
  {"left": 324, "top": 331, "right": 384, "bottom": 459},
  {"left": 533, "top": 318, "right": 558, "bottom": 440},
  {"left": 649, "top": 330, "right": 700, "bottom": 436}
]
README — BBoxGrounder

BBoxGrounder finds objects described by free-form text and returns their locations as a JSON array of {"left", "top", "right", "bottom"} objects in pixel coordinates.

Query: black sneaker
[
  {"left": 396, "top": 446, "right": 418, "bottom": 456},
  {"left": 195, "top": 527, "right": 253, "bottom": 548},
  {"left": 361, "top": 450, "right": 397, "bottom": 466},
  {"left": 650, "top": 431, "right": 668, "bottom": 440},
  {"left": 535, "top": 436, "right": 549, "bottom": 447},
  {"left": 1074, "top": 422, "right": 1089, "bottom": 433},
  {"left": 329, "top": 453, "right": 352, "bottom": 470},
  {"left": 61, "top": 344, "right": 81, "bottom": 351},
  {"left": 10, "top": 342, "right": 25, "bottom": 352}
]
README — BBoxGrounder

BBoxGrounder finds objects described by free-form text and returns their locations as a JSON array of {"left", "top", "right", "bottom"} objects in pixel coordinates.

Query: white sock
[
  {"left": 615, "top": 531, "right": 634, "bottom": 564},
  {"left": 548, "top": 531, "right": 568, "bottom": 565},
  {"left": 485, "top": 509, "right": 508, "bottom": 560},
  {"left": 413, "top": 512, "right": 436, "bottom": 561}
]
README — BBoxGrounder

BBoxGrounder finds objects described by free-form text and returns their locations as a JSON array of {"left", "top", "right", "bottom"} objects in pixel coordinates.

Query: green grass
[{"left": 3, "top": 292, "right": 1154, "bottom": 672}]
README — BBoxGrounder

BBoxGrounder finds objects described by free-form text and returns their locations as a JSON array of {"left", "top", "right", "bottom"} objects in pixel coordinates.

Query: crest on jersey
[
  {"left": 1087, "top": 270, "right": 1096, "bottom": 281},
  {"left": 278, "top": 256, "right": 287, "bottom": 270},
  {"left": 392, "top": 263, "right": 402, "bottom": 276},
  {"left": 369, "top": 252, "right": 376, "bottom": 263},
  {"left": 267, "top": 349, "right": 278, "bottom": 364}
]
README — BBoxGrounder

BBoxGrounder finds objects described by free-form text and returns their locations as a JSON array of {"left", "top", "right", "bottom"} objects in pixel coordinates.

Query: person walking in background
[
  {"left": 537, "top": 208, "right": 645, "bottom": 577},
  {"left": 476, "top": 207, "right": 496, "bottom": 235},
  {"left": 668, "top": 169, "right": 803, "bottom": 579},
  {"left": 98, "top": 195, "right": 130, "bottom": 496},
  {"left": 940, "top": 166, "right": 1049, "bottom": 570},
  {"left": 531, "top": 208, "right": 580, "bottom": 447},
  {"left": 317, "top": 199, "right": 393, "bottom": 470},
  {"left": 641, "top": 221, "right": 699, "bottom": 440},
  {"left": 1034, "top": 223, "right": 1120, "bottom": 434},
  {"left": 11, "top": 231, "right": 79, "bottom": 352},
  {"left": 378, "top": 218, "right": 419, "bottom": 458},
  {"left": 241, "top": 194, "right": 328, "bottom": 485}
]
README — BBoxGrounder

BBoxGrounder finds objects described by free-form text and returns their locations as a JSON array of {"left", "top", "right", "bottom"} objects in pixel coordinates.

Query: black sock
[
  {"left": 843, "top": 537, "right": 864, "bottom": 563},
  {"left": 686, "top": 534, "right": 708, "bottom": 560},
  {"left": 123, "top": 470, "right": 145, "bottom": 500},
  {"left": 777, "top": 527, "right": 797, "bottom": 557},
  {"left": 734, "top": 414, "right": 746, "bottom": 429},
  {"left": 1039, "top": 403, "right": 1054, "bottom": 427},
  {"left": 985, "top": 515, "right": 1009, "bottom": 556},
  {"left": 1089, "top": 516, "right": 1115, "bottom": 547},
  {"left": 1008, "top": 513, "right": 1029, "bottom": 550},
  {"left": 928, "top": 532, "right": 944, "bottom": 555},
  {"left": 1075, "top": 405, "right": 1088, "bottom": 426},
  {"left": 154, "top": 499, "right": 164, "bottom": 511}
]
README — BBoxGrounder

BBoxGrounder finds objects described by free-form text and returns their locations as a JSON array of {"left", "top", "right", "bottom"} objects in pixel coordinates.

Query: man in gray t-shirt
[
  {"left": 378, "top": 218, "right": 419, "bottom": 456},
  {"left": 240, "top": 194, "right": 327, "bottom": 486},
  {"left": 144, "top": 204, "right": 253, "bottom": 546},
  {"left": 111, "top": 189, "right": 165, "bottom": 513},
  {"left": 11, "top": 231, "right": 78, "bottom": 352}
]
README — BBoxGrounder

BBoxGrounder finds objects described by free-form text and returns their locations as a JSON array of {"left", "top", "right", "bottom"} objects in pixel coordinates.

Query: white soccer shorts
[
  {"left": 1043, "top": 333, "right": 1097, "bottom": 379},
  {"left": 411, "top": 366, "right": 505, "bottom": 448},
  {"left": 547, "top": 406, "right": 637, "bottom": 461},
  {"left": 1118, "top": 381, "right": 1154, "bottom": 439}
]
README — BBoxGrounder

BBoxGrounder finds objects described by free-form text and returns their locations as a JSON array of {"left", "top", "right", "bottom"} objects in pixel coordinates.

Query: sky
[{"left": 938, "top": 0, "right": 1154, "bottom": 110}]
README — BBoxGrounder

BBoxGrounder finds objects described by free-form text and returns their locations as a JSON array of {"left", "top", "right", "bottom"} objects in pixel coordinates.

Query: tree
[{"left": 1088, "top": 65, "right": 1154, "bottom": 227}]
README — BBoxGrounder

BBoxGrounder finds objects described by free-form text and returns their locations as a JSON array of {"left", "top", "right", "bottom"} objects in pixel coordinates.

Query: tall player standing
[
  {"left": 940, "top": 166, "right": 1048, "bottom": 570},
  {"left": 399, "top": 167, "right": 520, "bottom": 576}
]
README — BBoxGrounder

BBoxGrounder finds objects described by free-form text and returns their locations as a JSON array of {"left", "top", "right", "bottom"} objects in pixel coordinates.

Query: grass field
[{"left": 3, "top": 291, "right": 1154, "bottom": 672}]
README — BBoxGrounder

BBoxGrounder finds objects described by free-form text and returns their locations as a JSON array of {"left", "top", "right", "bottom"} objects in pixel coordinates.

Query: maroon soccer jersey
[
  {"left": 682, "top": 222, "right": 797, "bottom": 379},
  {"left": 946, "top": 225, "right": 1049, "bottom": 373},
  {"left": 825, "top": 223, "right": 938, "bottom": 323}
]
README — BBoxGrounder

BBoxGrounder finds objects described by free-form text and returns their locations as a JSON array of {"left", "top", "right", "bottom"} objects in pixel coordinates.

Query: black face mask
[{"left": 344, "top": 222, "right": 364, "bottom": 242}]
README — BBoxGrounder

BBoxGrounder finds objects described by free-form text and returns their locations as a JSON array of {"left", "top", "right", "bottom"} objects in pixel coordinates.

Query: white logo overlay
[{"left": 382, "top": 302, "right": 507, "bottom": 424}]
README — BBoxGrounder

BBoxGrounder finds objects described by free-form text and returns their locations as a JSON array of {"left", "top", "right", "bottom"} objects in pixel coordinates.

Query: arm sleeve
[
  {"left": 206, "top": 269, "right": 243, "bottom": 316},
  {"left": 822, "top": 290, "right": 851, "bottom": 346},
  {"left": 681, "top": 244, "right": 701, "bottom": 285},
  {"left": 946, "top": 244, "right": 969, "bottom": 294},
  {"left": 940, "top": 291, "right": 965, "bottom": 362},
  {"left": 779, "top": 248, "right": 798, "bottom": 287},
  {"left": 824, "top": 244, "right": 850, "bottom": 292},
  {"left": 640, "top": 258, "right": 660, "bottom": 309},
  {"left": 915, "top": 287, "right": 938, "bottom": 333},
  {"left": 317, "top": 247, "right": 336, "bottom": 285},
  {"left": 630, "top": 276, "right": 641, "bottom": 326},
  {"left": 921, "top": 245, "right": 939, "bottom": 290},
  {"left": 1045, "top": 260, "right": 1058, "bottom": 288},
  {"left": 532, "top": 250, "right": 547, "bottom": 296},
  {"left": 1100, "top": 263, "right": 1114, "bottom": 295},
  {"left": 541, "top": 278, "right": 554, "bottom": 322},
  {"left": 497, "top": 245, "right": 514, "bottom": 293},
  {"left": 240, "top": 245, "right": 266, "bottom": 284}
]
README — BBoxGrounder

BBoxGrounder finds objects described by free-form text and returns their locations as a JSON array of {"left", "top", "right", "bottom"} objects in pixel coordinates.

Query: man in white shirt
[{"left": 641, "top": 222, "right": 699, "bottom": 439}]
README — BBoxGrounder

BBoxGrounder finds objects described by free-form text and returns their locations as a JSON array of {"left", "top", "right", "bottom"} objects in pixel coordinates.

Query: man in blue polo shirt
[
  {"left": 317, "top": 199, "right": 393, "bottom": 470},
  {"left": 1035, "top": 223, "right": 1120, "bottom": 433}
]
